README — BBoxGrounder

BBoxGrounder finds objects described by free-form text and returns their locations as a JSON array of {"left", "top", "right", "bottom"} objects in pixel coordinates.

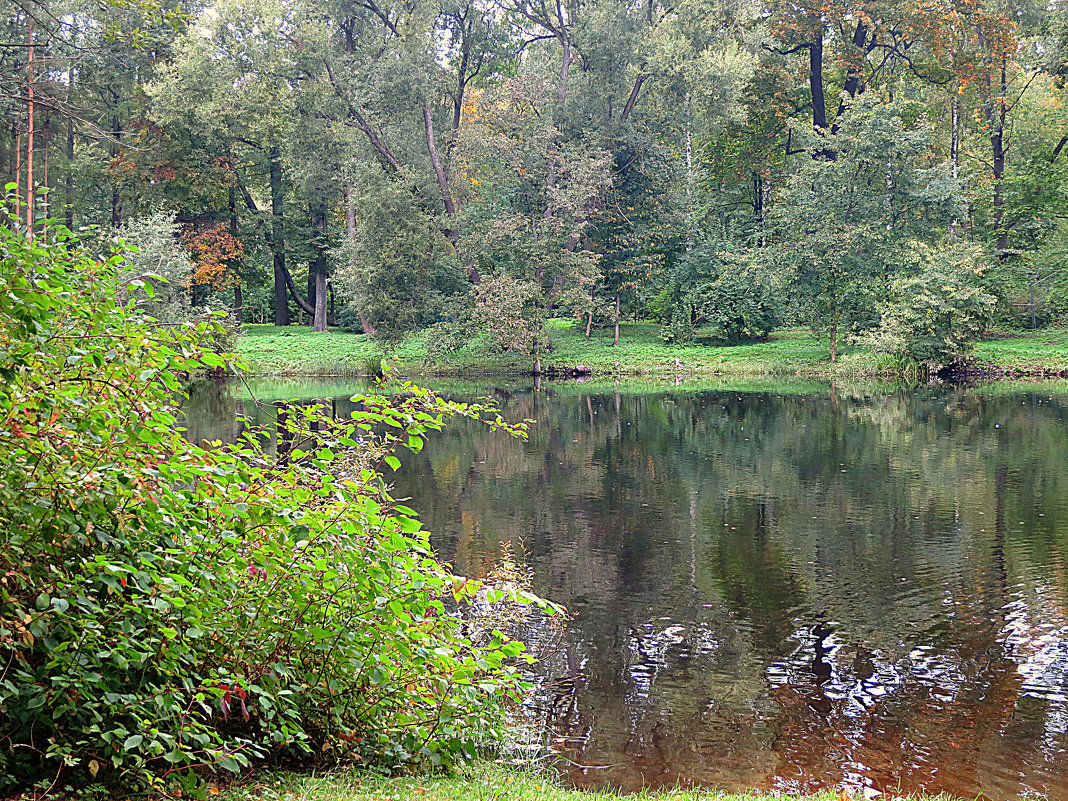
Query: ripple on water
[{"left": 186, "top": 380, "right": 1068, "bottom": 799}]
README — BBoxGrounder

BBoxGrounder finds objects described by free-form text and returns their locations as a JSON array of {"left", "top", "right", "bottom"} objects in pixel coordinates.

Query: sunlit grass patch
[
  {"left": 972, "top": 329, "right": 1068, "bottom": 373},
  {"left": 238, "top": 322, "right": 1068, "bottom": 379},
  {"left": 217, "top": 765, "right": 961, "bottom": 801},
  {"left": 237, "top": 323, "right": 870, "bottom": 378}
]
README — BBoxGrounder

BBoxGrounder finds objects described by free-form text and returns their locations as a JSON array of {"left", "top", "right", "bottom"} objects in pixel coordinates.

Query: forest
[{"left": 6, "top": 0, "right": 1068, "bottom": 370}]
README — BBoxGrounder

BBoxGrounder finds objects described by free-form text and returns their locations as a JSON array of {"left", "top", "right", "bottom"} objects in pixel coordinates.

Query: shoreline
[{"left": 235, "top": 323, "right": 1068, "bottom": 381}]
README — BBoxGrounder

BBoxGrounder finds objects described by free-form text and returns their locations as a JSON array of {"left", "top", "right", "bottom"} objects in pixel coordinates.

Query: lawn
[
  {"left": 971, "top": 329, "right": 1068, "bottom": 373},
  {"left": 219, "top": 765, "right": 947, "bottom": 801},
  {"left": 235, "top": 323, "right": 875, "bottom": 378},
  {"left": 235, "top": 322, "right": 1068, "bottom": 378}
]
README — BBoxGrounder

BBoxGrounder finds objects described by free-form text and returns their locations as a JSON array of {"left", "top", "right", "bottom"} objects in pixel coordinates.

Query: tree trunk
[
  {"left": 586, "top": 310, "right": 593, "bottom": 338},
  {"left": 310, "top": 199, "right": 329, "bottom": 333},
  {"left": 829, "top": 321, "right": 838, "bottom": 363},
  {"left": 314, "top": 268, "right": 328, "bottom": 332},
  {"left": 26, "top": 23, "right": 34, "bottom": 238},
  {"left": 422, "top": 106, "right": 460, "bottom": 249},
  {"left": 14, "top": 124, "right": 21, "bottom": 220},
  {"left": 229, "top": 186, "right": 243, "bottom": 323},
  {"left": 1031, "top": 281, "right": 1037, "bottom": 329},
  {"left": 753, "top": 171, "right": 764, "bottom": 226},
  {"left": 269, "top": 144, "right": 290, "bottom": 326},
  {"left": 809, "top": 37, "right": 827, "bottom": 132},
  {"left": 685, "top": 93, "right": 694, "bottom": 250},
  {"left": 831, "top": 20, "right": 870, "bottom": 131},
  {"left": 558, "top": 39, "right": 572, "bottom": 105},
  {"left": 613, "top": 290, "right": 620, "bottom": 346},
  {"left": 951, "top": 94, "right": 960, "bottom": 181},
  {"left": 992, "top": 129, "right": 1006, "bottom": 252},
  {"left": 15, "top": 129, "right": 21, "bottom": 230},
  {"left": 806, "top": 35, "right": 837, "bottom": 160},
  {"left": 279, "top": 262, "right": 319, "bottom": 319},
  {"left": 41, "top": 125, "right": 48, "bottom": 233},
  {"left": 985, "top": 58, "right": 1008, "bottom": 254},
  {"left": 110, "top": 116, "right": 122, "bottom": 228},
  {"left": 992, "top": 64, "right": 1008, "bottom": 254},
  {"left": 343, "top": 181, "right": 376, "bottom": 336},
  {"left": 619, "top": 72, "right": 646, "bottom": 125},
  {"left": 65, "top": 110, "right": 74, "bottom": 230},
  {"left": 1051, "top": 135, "right": 1068, "bottom": 162}
]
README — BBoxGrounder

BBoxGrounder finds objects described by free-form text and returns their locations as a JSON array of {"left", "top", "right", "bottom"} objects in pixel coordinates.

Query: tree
[
  {"left": 773, "top": 95, "right": 961, "bottom": 361},
  {"left": 453, "top": 76, "right": 613, "bottom": 366},
  {"left": 662, "top": 240, "right": 781, "bottom": 344},
  {"left": 873, "top": 242, "right": 995, "bottom": 369}
]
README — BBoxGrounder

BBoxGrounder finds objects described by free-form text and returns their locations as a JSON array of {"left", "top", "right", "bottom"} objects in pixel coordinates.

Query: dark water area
[{"left": 185, "top": 378, "right": 1068, "bottom": 799}]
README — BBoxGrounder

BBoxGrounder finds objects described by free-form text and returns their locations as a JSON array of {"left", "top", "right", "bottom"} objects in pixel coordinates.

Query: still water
[{"left": 186, "top": 378, "right": 1068, "bottom": 799}]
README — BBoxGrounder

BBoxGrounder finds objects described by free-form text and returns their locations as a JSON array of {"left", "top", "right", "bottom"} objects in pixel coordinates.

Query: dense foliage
[
  {"left": 6, "top": 0, "right": 1068, "bottom": 369},
  {"left": 0, "top": 219, "right": 553, "bottom": 793}
]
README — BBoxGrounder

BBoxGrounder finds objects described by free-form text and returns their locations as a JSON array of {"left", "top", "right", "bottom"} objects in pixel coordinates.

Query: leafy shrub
[
  {"left": 661, "top": 247, "right": 781, "bottom": 344},
  {"left": 114, "top": 211, "right": 239, "bottom": 354},
  {"left": 872, "top": 242, "right": 995, "bottom": 369},
  {"left": 473, "top": 276, "right": 552, "bottom": 370},
  {"left": 0, "top": 222, "right": 555, "bottom": 793}
]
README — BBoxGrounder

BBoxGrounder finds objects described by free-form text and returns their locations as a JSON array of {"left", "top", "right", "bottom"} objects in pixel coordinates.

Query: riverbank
[
  {"left": 222, "top": 764, "right": 939, "bottom": 801},
  {"left": 235, "top": 321, "right": 1068, "bottom": 378}
]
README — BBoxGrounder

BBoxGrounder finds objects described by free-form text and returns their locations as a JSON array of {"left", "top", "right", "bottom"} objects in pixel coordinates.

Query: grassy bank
[
  {"left": 222, "top": 765, "right": 947, "bottom": 801},
  {"left": 236, "top": 321, "right": 1068, "bottom": 378}
]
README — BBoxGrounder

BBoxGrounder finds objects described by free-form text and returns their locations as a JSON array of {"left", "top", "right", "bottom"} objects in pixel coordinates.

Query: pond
[{"left": 185, "top": 377, "right": 1068, "bottom": 799}]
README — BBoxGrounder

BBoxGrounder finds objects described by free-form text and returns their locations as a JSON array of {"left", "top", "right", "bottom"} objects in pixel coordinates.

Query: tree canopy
[{"left": 6, "top": 0, "right": 1068, "bottom": 367}]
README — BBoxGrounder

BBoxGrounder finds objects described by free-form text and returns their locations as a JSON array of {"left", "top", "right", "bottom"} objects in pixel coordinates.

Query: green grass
[
  {"left": 236, "top": 322, "right": 1068, "bottom": 379},
  {"left": 238, "top": 325, "right": 382, "bottom": 376},
  {"left": 236, "top": 323, "right": 876, "bottom": 378},
  {"left": 971, "top": 329, "right": 1068, "bottom": 373},
  {"left": 217, "top": 764, "right": 954, "bottom": 801}
]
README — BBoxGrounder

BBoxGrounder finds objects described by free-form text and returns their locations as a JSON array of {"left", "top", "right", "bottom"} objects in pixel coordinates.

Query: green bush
[
  {"left": 662, "top": 247, "right": 781, "bottom": 344},
  {"left": 872, "top": 242, "right": 995, "bottom": 369},
  {"left": 0, "top": 222, "right": 555, "bottom": 793}
]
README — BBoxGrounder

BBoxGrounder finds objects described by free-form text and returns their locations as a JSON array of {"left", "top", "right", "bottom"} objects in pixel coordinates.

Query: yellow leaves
[{"left": 451, "top": 575, "right": 468, "bottom": 602}]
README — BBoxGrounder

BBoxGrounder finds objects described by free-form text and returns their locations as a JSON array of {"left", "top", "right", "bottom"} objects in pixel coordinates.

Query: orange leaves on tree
[{"left": 182, "top": 224, "right": 243, "bottom": 290}]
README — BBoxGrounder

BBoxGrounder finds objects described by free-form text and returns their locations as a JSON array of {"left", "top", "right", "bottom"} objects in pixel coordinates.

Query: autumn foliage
[{"left": 182, "top": 223, "right": 243, "bottom": 289}]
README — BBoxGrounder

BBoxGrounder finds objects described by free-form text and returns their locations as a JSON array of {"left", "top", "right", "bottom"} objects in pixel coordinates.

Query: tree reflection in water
[{"left": 185, "top": 380, "right": 1068, "bottom": 799}]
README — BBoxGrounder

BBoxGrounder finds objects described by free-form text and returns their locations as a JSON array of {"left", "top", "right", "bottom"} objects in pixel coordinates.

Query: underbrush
[{"left": 0, "top": 225, "right": 557, "bottom": 794}]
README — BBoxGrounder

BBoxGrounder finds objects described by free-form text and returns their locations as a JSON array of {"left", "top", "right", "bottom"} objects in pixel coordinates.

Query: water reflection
[{"left": 185, "top": 379, "right": 1068, "bottom": 799}]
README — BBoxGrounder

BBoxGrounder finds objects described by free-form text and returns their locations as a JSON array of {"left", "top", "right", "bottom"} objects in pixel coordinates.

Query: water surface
[{"left": 186, "top": 378, "right": 1068, "bottom": 799}]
